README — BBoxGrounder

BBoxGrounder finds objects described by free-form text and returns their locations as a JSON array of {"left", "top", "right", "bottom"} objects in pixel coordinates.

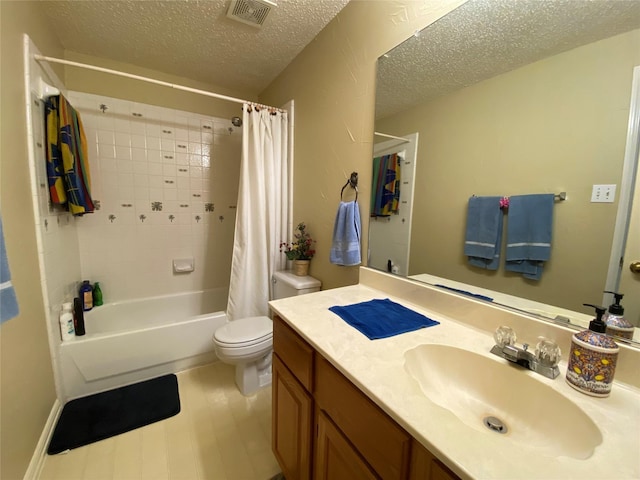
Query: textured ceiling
[
  {"left": 39, "top": 0, "right": 350, "bottom": 95},
  {"left": 376, "top": 0, "right": 640, "bottom": 119}
]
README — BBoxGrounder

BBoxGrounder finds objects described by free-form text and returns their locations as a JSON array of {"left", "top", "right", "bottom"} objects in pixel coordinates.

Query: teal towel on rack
[
  {"left": 463, "top": 196, "right": 503, "bottom": 270},
  {"left": 505, "top": 194, "right": 554, "bottom": 280},
  {"left": 329, "top": 299, "right": 439, "bottom": 340},
  {"left": 0, "top": 216, "right": 19, "bottom": 324}
]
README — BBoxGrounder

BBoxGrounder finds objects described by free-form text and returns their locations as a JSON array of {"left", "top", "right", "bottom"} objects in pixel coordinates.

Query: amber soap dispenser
[{"left": 566, "top": 304, "right": 619, "bottom": 397}]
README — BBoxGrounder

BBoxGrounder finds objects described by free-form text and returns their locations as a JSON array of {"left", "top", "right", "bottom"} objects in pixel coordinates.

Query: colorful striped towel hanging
[
  {"left": 45, "top": 95, "right": 94, "bottom": 216},
  {"left": 370, "top": 153, "right": 401, "bottom": 217}
]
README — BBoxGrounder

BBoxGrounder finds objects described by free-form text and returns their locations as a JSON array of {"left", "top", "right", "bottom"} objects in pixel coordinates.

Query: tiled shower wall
[
  {"left": 40, "top": 91, "right": 241, "bottom": 305},
  {"left": 27, "top": 42, "right": 81, "bottom": 400}
]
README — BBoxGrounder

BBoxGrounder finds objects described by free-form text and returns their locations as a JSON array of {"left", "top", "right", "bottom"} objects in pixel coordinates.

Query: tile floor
[{"left": 39, "top": 362, "right": 281, "bottom": 480}]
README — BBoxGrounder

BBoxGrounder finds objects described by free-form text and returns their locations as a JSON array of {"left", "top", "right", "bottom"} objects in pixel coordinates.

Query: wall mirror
[{"left": 372, "top": 0, "right": 640, "bottom": 346}]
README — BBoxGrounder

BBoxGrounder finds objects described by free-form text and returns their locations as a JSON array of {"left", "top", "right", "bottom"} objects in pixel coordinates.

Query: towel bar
[
  {"left": 340, "top": 172, "right": 358, "bottom": 201},
  {"left": 473, "top": 192, "right": 567, "bottom": 201}
]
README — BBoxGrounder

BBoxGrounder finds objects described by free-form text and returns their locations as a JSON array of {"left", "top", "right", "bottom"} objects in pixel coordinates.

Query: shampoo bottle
[
  {"left": 79, "top": 280, "right": 93, "bottom": 311},
  {"left": 59, "top": 302, "right": 75, "bottom": 341},
  {"left": 93, "top": 282, "right": 103, "bottom": 307},
  {"left": 73, "top": 297, "right": 86, "bottom": 336},
  {"left": 603, "top": 291, "right": 634, "bottom": 340},
  {"left": 566, "top": 304, "right": 619, "bottom": 397}
]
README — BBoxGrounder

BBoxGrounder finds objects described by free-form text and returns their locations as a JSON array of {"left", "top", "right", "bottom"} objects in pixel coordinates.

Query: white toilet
[{"left": 213, "top": 270, "right": 321, "bottom": 396}]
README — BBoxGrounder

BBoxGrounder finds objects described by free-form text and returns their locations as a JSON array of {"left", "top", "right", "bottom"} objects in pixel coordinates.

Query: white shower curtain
[{"left": 227, "top": 105, "right": 289, "bottom": 320}]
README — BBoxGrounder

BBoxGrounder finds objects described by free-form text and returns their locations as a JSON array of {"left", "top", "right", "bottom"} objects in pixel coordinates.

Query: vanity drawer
[
  {"left": 314, "top": 355, "right": 412, "bottom": 480},
  {"left": 273, "top": 315, "right": 314, "bottom": 391}
]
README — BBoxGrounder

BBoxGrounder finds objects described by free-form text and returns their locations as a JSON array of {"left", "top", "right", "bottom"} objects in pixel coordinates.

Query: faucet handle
[
  {"left": 535, "top": 337, "right": 561, "bottom": 367},
  {"left": 494, "top": 326, "right": 516, "bottom": 347}
]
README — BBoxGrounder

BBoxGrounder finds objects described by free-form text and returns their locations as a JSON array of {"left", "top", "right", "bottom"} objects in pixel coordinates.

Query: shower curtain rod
[
  {"left": 374, "top": 131, "right": 411, "bottom": 143},
  {"left": 33, "top": 54, "right": 284, "bottom": 112}
]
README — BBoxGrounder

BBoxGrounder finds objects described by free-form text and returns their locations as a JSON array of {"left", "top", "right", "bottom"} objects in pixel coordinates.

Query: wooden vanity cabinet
[
  {"left": 315, "top": 409, "right": 378, "bottom": 480},
  {"left": 314, "top": 355, "right": 412, "bottom": 479},
  {"left": 410, "top": 439, "right": 460, "bottom": 480},
  {"left": 272, "top": 315, "right": 460, "bottom": 480},
  {"left": 272, "top": 354, "right": 313, "bottom": 480},
  {"left": 272, "top": 317, "right": 315, "bottom": 480}
]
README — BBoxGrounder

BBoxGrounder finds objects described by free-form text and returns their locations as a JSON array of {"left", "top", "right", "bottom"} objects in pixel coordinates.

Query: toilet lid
[{"left": 214, "top": 316, "right": 272, "bottom": 345}]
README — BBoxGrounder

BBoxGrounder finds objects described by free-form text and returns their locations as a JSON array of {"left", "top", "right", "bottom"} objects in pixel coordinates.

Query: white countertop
[{"left": 269, "top": 269, "right": 640, "bottom": 480}]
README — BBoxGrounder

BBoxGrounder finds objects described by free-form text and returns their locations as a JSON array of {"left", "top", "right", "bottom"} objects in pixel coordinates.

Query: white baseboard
[{"left": 23, "top": 399, "right": 62, "bottom": 480}]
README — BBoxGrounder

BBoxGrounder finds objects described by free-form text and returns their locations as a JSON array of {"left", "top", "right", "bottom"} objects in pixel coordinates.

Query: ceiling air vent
[{"left": 226, "top": 0, "right": 276, "bottom": 28}]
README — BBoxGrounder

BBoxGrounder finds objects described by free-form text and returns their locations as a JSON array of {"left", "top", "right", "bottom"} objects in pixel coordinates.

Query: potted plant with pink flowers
[{"left": 280, "top": 222, "right": 316, "bottom": 276}]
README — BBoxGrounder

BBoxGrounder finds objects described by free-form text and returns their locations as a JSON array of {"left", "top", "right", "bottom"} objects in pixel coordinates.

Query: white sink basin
[{"left": 404, "top": 344, "right": 602, "bottom": 460}]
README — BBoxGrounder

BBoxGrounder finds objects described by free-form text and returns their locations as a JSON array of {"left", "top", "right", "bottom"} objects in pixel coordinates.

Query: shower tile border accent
[{"left": 71, "top": 91, "right": 240, "bottom": 220}]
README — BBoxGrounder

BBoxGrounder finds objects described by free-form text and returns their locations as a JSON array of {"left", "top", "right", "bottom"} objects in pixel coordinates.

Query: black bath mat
[{"left": 47, "top": 374, "right": 180, "bottom": 454}]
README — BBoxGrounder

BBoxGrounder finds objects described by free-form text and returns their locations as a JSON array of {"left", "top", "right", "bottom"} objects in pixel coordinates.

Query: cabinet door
[
  {"left": 315, "top": 356, "right": 411, "bottom": 479},
  {"left": 272, "top": 353, "right": 313, "bottom": 480},
  {"left": 409, "top": 439, "right": 460, "bottom": 480},
  {"left": 315, "top": 410, "right": 378, "bottom": 480}
]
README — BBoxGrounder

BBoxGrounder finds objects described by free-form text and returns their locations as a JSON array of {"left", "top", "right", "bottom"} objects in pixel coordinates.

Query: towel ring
[{"left": 340, "top": 172, "right": 358, "bottom": 201}]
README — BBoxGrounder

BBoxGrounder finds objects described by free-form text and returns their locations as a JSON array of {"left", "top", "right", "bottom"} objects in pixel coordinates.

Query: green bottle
[{"left": 93, "top": 282, "right": 103, "bottom": 307}]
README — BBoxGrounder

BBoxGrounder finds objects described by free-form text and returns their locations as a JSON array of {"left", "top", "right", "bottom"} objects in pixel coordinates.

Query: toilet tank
[{"left": 272, "top": 270, "right": 321, "bottom": 300}]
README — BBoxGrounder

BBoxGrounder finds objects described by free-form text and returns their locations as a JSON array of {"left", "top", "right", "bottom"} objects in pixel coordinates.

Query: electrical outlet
[{"left": 591, "top": 184, "right": 616, "bottom": 203}]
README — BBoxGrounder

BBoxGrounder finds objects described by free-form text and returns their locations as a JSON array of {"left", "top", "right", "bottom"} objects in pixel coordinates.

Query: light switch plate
[{"left": 591, "top": 184, "right": 616, "bottom": 203}]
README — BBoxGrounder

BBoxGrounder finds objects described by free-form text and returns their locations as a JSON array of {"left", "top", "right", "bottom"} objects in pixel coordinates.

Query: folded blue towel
[
  {"left": 505, "top": 194, "right": 555, "bottom": 280},
  {"left": 463, "top": 196, "right": 503, "bottom": 270},
  {"left": 0, "top": 216, "right": 19, "bottom": 324},
  {"left": 434, "top": 284, "right": 493, "bottom": 302},
  {"left": 329, "top": 298, "right": 439, "bottom": 340},
  {"left": 330, "top": 201, "right": 361, "bottom": 266}
]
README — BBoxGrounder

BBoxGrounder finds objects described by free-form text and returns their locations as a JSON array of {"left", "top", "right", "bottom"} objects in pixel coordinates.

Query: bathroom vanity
[
  {"left": 269, "top": 268, "right": 640, "bottom": 480},
  {"left": 272, "top": 315, "right": 456, "bottom": 480}
]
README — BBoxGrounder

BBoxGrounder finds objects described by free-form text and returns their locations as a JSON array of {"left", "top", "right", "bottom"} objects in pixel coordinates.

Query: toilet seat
[
  {"left": 211, "top": 271, "right": 320, "bottom": 396},
  {"left": 214, "top": 336, "right": 272, "bottom": 360},
  {"left": 212, "top": 316, "right": 274, "bottom": 396},
  {"left": 213, "top": 316, "right": 272, "bottom": 348}
]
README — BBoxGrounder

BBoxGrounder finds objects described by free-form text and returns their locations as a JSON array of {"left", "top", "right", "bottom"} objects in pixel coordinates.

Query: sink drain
[{"left": 483, "top": 416, "right": 508, "bottom": 434}]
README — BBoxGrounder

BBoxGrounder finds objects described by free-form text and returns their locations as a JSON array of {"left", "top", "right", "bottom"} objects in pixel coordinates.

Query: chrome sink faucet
[{"left": 490, "top": 326, "right": 561, "bottom": 379}]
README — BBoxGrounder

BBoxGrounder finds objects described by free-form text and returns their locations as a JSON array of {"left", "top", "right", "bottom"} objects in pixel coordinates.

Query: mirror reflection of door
[
  {"left": 369, "top": 133, "right": 418, "bottom": 276},
  {"left": 619, "top": 152, "right": 640, "bottom": 327},
  {"left": 604, "top": 65, "right": 640, "bottom": 334}
]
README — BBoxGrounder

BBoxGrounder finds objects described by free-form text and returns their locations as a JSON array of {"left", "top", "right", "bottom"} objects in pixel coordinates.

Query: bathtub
[{"left": 58, "top": 288, "right": 228, "bottom": 400}]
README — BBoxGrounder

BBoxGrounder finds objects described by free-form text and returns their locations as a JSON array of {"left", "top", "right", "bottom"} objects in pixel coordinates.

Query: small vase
[{"left": 293, "top": 260, "right": 310, "bottom": 276}]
